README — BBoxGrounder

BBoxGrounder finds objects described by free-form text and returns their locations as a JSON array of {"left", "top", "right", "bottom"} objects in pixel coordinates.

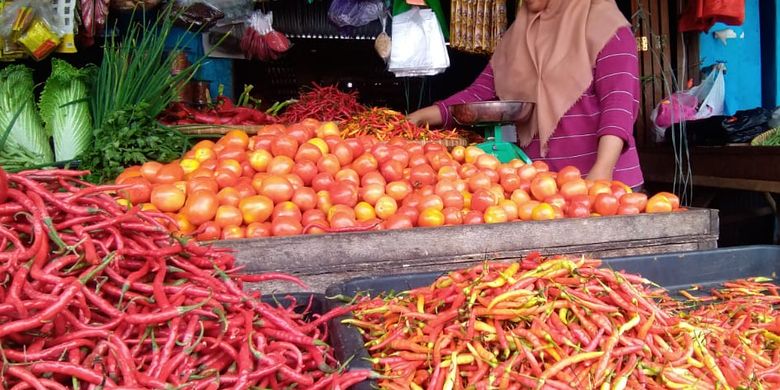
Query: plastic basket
[{"left": 52, "top": 0, "right": 76, "bottom": 53}]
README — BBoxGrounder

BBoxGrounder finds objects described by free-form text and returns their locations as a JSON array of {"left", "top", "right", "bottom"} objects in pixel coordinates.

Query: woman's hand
[
  {"left": 407, "top": 106, "right": 443, "bottom": 127},
  {"left": 587, "top": 135, "right": 625, "bottom": 181}
]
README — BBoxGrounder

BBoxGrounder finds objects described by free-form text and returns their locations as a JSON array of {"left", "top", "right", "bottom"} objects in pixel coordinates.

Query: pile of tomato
[{"left": 114, "top": 119, "right": 682, "bottom": 240}]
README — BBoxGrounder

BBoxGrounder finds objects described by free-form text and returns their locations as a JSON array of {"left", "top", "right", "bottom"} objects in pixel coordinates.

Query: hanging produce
[
  {"left": 240, "top": 10, "right": 291, "bottom": 61},
  {"left": 450, "top": 0, "right": 507, "bottom": 54},
  {"left": 78, "top": 0, "right": 110, "bottom": 47}
]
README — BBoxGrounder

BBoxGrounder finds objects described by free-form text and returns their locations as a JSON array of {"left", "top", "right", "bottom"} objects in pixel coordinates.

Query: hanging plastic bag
[
  {"left": 388, "top": 7, "right": 450, "bottom": 77},
  {"left": 651, "top": 65, "right": 726, "bottom": 141},
  {"left": 0, "top": 0, "right": 67, "bottom": 61},
  {"left": 240, "top": 10, "right": 291, "bottom": 62},
  {"left": 328, "top": 0, "right": 384, "bottom": 28},
  {"left": 374, "top": 14, "right": 391, "bottom": 62}
]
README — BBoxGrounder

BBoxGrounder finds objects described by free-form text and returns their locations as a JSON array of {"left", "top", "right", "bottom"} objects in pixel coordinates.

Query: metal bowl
[{"left": 451, "top": 101, "right": 535, "bottom": 126}]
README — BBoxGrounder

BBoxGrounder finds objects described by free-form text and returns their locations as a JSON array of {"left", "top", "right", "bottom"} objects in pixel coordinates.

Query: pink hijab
[{"left": 491, "top": 0, "right": 630, "bottom": 156}]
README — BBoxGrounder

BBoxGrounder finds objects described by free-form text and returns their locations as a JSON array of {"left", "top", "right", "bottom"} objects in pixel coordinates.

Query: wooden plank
[
  {"left": 646, "top": 175, "right": 780, "bottom": 194},
  {"left": 640, "top": 145, "right": 780, "bottom": 182},
  {"left": 244, "top": 239, "right": 718, "bottom": 293}
]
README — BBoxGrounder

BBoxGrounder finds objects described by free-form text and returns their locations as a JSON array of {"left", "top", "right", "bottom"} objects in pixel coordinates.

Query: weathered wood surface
[{"left": 220, "top": 208, "right": 719, "bottom": 293}]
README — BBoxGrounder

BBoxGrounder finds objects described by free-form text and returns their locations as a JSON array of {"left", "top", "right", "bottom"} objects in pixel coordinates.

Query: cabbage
[
  {"left": 39, "top": 59, "right": 93, "bottom": 162},
  {"left": 0, "top": 65, "right": 53, "bottom": 167}
]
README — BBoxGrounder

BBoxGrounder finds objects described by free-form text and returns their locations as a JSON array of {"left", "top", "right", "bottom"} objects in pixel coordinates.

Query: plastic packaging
[
  {"left": 388, "top": 7, "right": 450, "bottom": 77},
  {"left": 328, "top": 0, "right": 384, "bottom": 28},
  {"left": 374, "top": 14, "right": 390, "bottom": 62},
  {"left": 0, "top": 0, "right": 67, "bottom": 61},
  {"left": 240, "top": 10, "right": 290, "bottom": 62}
]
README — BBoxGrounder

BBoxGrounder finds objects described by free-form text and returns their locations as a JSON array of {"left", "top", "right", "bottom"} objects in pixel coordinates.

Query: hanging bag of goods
[{"left": 240, "top": 10, "right": 290, "bottom": 62}]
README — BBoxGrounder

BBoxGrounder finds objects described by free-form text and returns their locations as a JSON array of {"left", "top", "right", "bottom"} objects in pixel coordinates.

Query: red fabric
[{"left": 679, "top": 0, "right": 745, "bottom": 33}]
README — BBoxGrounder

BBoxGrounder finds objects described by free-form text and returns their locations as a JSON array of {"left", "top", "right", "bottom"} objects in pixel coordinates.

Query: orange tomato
[
  {"left": 246, "top": 222, "right": 272, "bottom": 238},
  {"left": 374, "top": 196, "right": 398, "bottom": 220},
  {"left": 154, "top": 163, "right": 185, "bottom": 184},
  {"left": 470, "top": 189, "right": 497, "bottom": 212},
  {"left": 140, "top": 162, "right": 163, "bottom": 182},
  {"left": 617, "top": 204, "right": 641, "bottom": 215},
  {"left": 259, "top": 176, "right": 294, "bottom": 203},
  {"left": 151, "top": 184, "right": 185, "bottom": 212},
  {"left": 464, "top": 146, "right": 485, "bottom": 164},
  {"left": 386, "top": 181, "right": 412, "bottom": 202},
  {"left": 530, "top": 175, "right": 558, "bottom": 201},
  {"left": 317, "top": 155, "right": 341, "bottom": 176},
  {"left": 556, "top": 166, "right": 581, "bottom": 186},
  {"left": 359, "top": 183, "right": 386, "bottom": 206},
  {"left": 272, "top": 217, "right": 303, "bottom": 236},
  {"left": 361, "top": 171, "right": 387, "bottom": 187},
  {"left": 316, "top": 191, "right": 333, "bottom": 214},
  {"left": 468, "top": 172, "right": 492, "bottom": 193},
  {"left": 500, "top": 173, "right": 522, "bottom": 193},
  {"left": 284, "top": 174, "right": 304, "bottom": 191},
  {"left": 214, "top": 169, "right": 239, "bottom": 189},
  {"left": 307, "top": 138, "right": 329, "bottom": 155},
  {"left": 419, "top": 194, "right": 444, "bottom": 211},
  {"left": 272, "top": 201, "right": 302, "bottom": 221},
  {"left": 451, "top": 146, "right": 466, "bottom": 163},
  {"left": 517, "top": 164, "right": 538, "bottom": 182},
  {"left": 588, "top": 180, "right": 613, "bottom": 197},
  {"left": 173, "top": 213, "right": 195, "bottom": 235},
  {"left": 475, "top": 154, "right": 500, "bottom": 171},
  {"left": 193, "top": 147, "right": 217, "bottom": 163},
  {"left": 354, "top": 202, "right": 377, "bottom": 222},
  {"left": 510, "top": 189, "right": 531, "bottom": 206},
  {"left": 187, "top": 167, "right": 214, "bottom": 180},
  {"left": 182, "top": 190, "right": 219, "bottom": 225},
  {"left": 655, "top": 192, "right": 680, "bottom": 210},
  {"left": 545, "top": 194, "right": 567, "bottom": 211},
  {"left": 216, "top": 187, "right": 242, "bottom": 207},
  {"left": 620, "top": 192, "right": 648, "bottom": 212},
  {"left": 646, "top": 194, "right": 674, "bottom": 213},
  {"left": 217, "top": 146, "right": 248, "bottom": 162},
  {"left": 218, "top": 159, "right": 242, "bottom": 177},
  {"left": 353, "top": 154, "right": 379, "bottom": 177},
  {"left": 239, "top": 195, "right": 274, "bottom": 224},
  {"left": 295, "top": 143, "right": 323, "bottom": 163},
  {"left": 316, "top": 121, "right": 340, "bottom": 139},
  {"left": 248, "top": 149, "right": 272, "bottom": 172},
  {"left": 268, "top": 156, "right": 295, "bottom": 176},
  {"left": 517, "top": 200, "right": 541, "bottom": 221},
  {"left": 498, "top": 199, "right": 519, "bottom": 221},
  {"left": 222, "top": 130, "right": 250, "bottom": 149},
  {"left": 484, "top": 205, "right": 509, "bottom": 224},
  {"left": 440, "top": 190, "right": 465, "bottom": 210},
  {"left": 335, "top": 169, "right": 360, "bottom": 186},
  {"left": 560, "top": 179, "right": 588, "bottom": 200},
  {"left": 215, "top": 205, "right": 243, "bottom": 228},
  {"left": 531, "top": 203, "right": 556, "bottom": 221},
  {"left": 442, "top": 207, "right": 463, "bottom": 225},
  {"left": 221, "top": 225, "right": 246, "bottom": 240},
  {"left": 418, "top": 208, "right": 445, "bottom": 227},
  {"left": 532, "top": 161, "right": 549, "bottom": 172}
]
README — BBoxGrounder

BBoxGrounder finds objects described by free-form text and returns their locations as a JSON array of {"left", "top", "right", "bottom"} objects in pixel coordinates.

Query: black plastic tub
[{"left": 325, "top": 245, "right": 780, "bottom": 390}]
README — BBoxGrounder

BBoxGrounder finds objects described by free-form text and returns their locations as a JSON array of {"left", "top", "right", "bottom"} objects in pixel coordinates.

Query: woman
[{"left": 408, "top": 0, "right": 644, "bottom": 190}]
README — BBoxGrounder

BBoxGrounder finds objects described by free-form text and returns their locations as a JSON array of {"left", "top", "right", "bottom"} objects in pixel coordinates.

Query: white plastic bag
[
  {"left": 651, "top": 65, "right": 725, "bottom": 141},
  {"left": 388, "top": 7, "right": 450, "bottom": 77}
]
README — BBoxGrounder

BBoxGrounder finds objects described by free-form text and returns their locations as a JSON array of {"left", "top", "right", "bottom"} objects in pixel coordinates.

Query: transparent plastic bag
[
  {"left": 388, "top": 7, "right": 450, "bottom": 77},
  {"left": 0, "top": 0, "right": 67, "bottom": 61},
  {"left": 374, "top": 14, "right": 391, "bottom": 62},
  {"left": 328, "top": 0, "right": 384, "bottom": 28},
  {"left": 240, "top": 10, "right": 290, "bottom": 62}
]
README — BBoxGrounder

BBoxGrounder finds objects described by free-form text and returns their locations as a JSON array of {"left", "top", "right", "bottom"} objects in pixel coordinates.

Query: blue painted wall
[{"left": 699, "top": 0, "right": 762, "bottom": 114}]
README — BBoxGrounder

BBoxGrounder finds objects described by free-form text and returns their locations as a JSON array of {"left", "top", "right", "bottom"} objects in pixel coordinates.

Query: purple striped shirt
[{"left": 437, "top": 27, "right": 644, "bottom": 188}]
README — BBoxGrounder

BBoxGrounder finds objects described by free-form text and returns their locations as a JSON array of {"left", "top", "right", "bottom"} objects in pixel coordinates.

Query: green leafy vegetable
[
  {"left": 39, "top": 58, "right": 93, "bottom": 162},
  {"left": 0, "top": 65, "right": 54, "bottom": 168},
  {"left": 79, "top": 104, "right": 191, "bottom": 183}
]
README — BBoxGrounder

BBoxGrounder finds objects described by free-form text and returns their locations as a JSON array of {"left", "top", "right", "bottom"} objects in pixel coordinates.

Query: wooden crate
[{"left": 218, "top": 208, "right": 719, "bottom": 293}]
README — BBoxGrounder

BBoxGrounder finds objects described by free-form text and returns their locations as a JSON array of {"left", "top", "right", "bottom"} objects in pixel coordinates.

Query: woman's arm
[
  {"left": 408, "top": 64, "right": 498, "bottom": 128},
  {"left": 588, "top": 27, "right": 641, "bottom": 181}
]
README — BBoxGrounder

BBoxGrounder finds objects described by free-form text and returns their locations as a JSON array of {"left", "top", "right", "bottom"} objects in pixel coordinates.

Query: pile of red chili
[
  {"left": 159, "top": 97, "right": 278, "bottom": 126},
  {"left": 347, "top": 254, "right": 780, "bottom": 389},
  {"left": 341, "top": 108, "right": 466, "bottom": 142},
  {"left": 0, "top": 168, "right": 370, "bottom": 389},
  {"left": 280, "top": 84, "right": 366, "bottom": 124}
]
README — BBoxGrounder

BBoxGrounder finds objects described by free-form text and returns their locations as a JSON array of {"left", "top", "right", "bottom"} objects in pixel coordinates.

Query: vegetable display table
[{"left": 218, "top": 208, "right": 719, "bottom": 293}]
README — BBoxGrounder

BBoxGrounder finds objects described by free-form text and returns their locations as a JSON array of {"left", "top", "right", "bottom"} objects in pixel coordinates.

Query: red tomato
[
  {"left": 239, "top": 195, "right": 274, "bottom": 224},
  {"left": 409, "top": 165, "right": 436, "bottom": 188},
  {"left": 221, "top": 130, "right": 250, "bottom": 149},
  {"left": 530, "top": 175, "right": 558, "bottom": 201},
  {"left": 246, "top": 222, "right": 272, "bottom": 238},
  {"left": 475, "top": 154, "right": 500, "bottom": 171},
  {"left": 196, "top": 221, "right": 221, "bottom": 241},
  {"left": 419, "top": 194, "right": 445, "bottom": 211},
  {"left": 329, "top": 182, "right": 358, "bottom": 207},
  {"left": 517, "top": 201, "right": 541, "bottom": 221},
  {"left": 140, "top": 161, "right": 163, "bottom": 182},
  {"left": 516, "top": 165, "right": 538, "bottom": 181},
  {"left": 294, "top": 143, "right": 323, "bottom": 163},
  {"left": 380, "top": 161, "right": 405, "bottom": 182},
  {"left": 286, "top": 124, "right": 315, "bottom": 144},
  {"left": 388, "top": 147, "right": 410, "bottom": 167},
  {"left": 151, "top": 184, "right": 185, "bottom": 212},
  {"left": 267, "top": 156, "right": 295, "bottom": 176},
  {"left": 471, "top": 189, "right": 497, "bottom": 213},
  {"left": 440, "top": 190, "right": 465, "bottom": 210},
  {"left": 118, "top": 176, "right": 152, "bottom": 204},
  {"left": 468, "top": 173, "right": 492, "bottom": 193},
  {"left": 259, "top": 176, "right": 294, "bottom": 203},
  {"left": 500, "top": 173, "right": 522, "bottom": 193},
  {"left": 292, "top": 187, "right": 317, "bottom": 211},
  {"left": 442, "top": 207, "right": 463, "bottom": 225},
  {"left": 594, "top": 193, "right": 619, "bottom": 216},
  {"left": 463, "top": 210, "right": 484, "bottom": 225},
  {"left": 214, "top": 169, "right": 239, "bottom": 189},
  {"left": 589, "top": 180, "right": 613, "bottom": 197},
  {"left": 182, "top": 190, "right": 219, "bottom": 225},
  {"left": 335, "top": 169, "right": 360, "bottom": 186},
  {"left": 332, "top": 142, "right": 354, "bottom": 166},
  {"left": 498, "top": 199, "right": 519, "bottom": 221},
  {"left": 371, "top": 143, "right": 392, "bottom": 164},
  {"left": 361, "top": 171, "right": 387, "bottom": 187},
  {"left": 383, "top": 214, "right": 413, "bottom": 230},
  {"left": 396, "top": 205, "right": 419, "bottom": 222},
  {"left": 620, "top": 192, "right": 648, "bottom": 212},
  {"left": 344, "top": 138, "right": 364, "bottom": 157},
  {"left": 272, "top": 201, "right": 302, "bottom": 221},
  {"left": 215, "top": 205, "right": 243, "bottom": 228},
  {"left": 569, "top": 194, "right": 592, "bottom": 210},
  {"left": 217, "top": 159, "right": 242, "bottom": 177},
  {"left": 312, "top": 173, "right": 335, "bottom": 193},
  {"left": 292, "top": 161, "right": 318, "bottom": 186},
  {"left": 252, "top": 135, "right": 274, "bottom": 152},
  {"left": 234, "top": 183, "right": 256, "bottom": 200},
  {"left": 330, "top": 212, "right": 356, "bottom": 229},
  {"left": 565, "top": 203, "right": 591, "bottom": 218},
  {"left": 544, "top": 194, "right": 567, "bottom": 211},
  {"left": 617, "top": 204, "right": 641, "bottom": 215},
  {"left": 270, "top": 135, "right": 299, "bottom": 159},
  {"left": 301, "top": 209, "right": 327, "bottom": 226},
  {"left": 458, "top": 163, "right": 479, "bottom": 179},
  {"left": 218, "top": 146, "right": 248, "bottom": 162}
]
